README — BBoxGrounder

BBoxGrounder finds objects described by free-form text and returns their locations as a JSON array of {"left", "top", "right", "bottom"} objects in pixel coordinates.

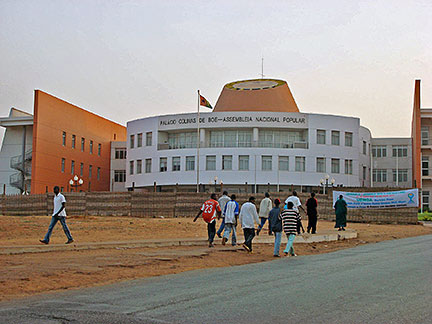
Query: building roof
[
  {"left": 213, "top": 78, "right": 300, "bottom": 113},
  {"left": 0, "top": 108, "right": 33, "bottom": 127}
]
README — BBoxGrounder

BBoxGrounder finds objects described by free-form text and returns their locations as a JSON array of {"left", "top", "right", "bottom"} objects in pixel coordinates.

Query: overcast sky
[{"left": 1, "top": 0, "right": 432, "bottom": 142}]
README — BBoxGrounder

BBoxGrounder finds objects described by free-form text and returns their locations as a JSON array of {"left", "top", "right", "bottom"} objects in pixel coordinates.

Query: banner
[{"left": 332, "top": 189, "right": 419, "bottom": 209}]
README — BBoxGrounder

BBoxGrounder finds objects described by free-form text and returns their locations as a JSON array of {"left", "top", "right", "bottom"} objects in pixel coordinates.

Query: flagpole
[{"left": 196, "top": 90, "right": 200, "bottom": 193}]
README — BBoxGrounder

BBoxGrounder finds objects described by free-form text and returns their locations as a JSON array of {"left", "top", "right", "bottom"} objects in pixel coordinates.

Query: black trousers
[
  {"left": 207, "top": 221, "right": 216, "bottom": 243},
  {"left": 243, "top": 228, "right": 256, "bottom": 251},
  {"left": 307, "top": 213, "right": 317, "bottom": 234}
]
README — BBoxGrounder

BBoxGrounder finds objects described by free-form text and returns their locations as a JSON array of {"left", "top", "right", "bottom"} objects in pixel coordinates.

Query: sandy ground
[{"left": 1, "top": 215, "right": 432, "bottom": 301}]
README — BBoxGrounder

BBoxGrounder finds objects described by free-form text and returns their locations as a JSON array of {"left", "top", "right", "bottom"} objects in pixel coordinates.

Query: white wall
[{"left": 125, "top": 111, "right": 371, "bottom": 189}]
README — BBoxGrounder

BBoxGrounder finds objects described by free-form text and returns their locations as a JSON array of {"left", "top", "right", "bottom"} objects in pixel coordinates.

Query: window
[
  {"left": 209, "top": 130, "right": 253, "bottom": 148},
  {"left": 222, "top": 155, "right": 232, "bottom": 170},
  {"left": 422, "top": 156, "right": 429, "bottom": 176},
  {"left": 130, "top": 135, "right": 135, "bottom": 149},
  {"left": 258, "top": 130, "right": 308, "bottom": 148},
  {"left": 98, "top": 143, "right": 101, "bottom": 156},
  {"left": 372, "top": 145, "right": 387, "bottom": 158},
  {"left": 81, "top": 137, "right": 85, "bottom": 152},
  {"left": 137, "top": 133, "right": 143, "bottom": 147},
  {"left": 72, "top": 135, "right": 76, "bottom": 149},
  {"left": 345, "top": 132, "right": 353, "bottom": 147},
  {"left": 279, "top": 156, "right": 289, "bottom": 171},
  {"left": 239, "top": 155, "right": 249, "bottom": 171},
  {"left": 316, "top": 157, "right": 326, "bottom": 173},
  {"left": 331, "top": 158, "right": 340, "bottom": 174},
  {"left": 80, "top": 163, "right": 84, "bottom": 177},
  {"left": 146, "top": 132, "right": 152, "bottom": 146},
  {"left": 262, "top": 156, "right": 272, "bottom": 171},
  {"left": 392, "top": 145, "right": 408, "bottom": 157},
  {"left": 168, "top": 132, "right": 197, "bottom": 149},
  {"left": 344, "top": 160, "right": 353, "bottom": 175},
  {"left": 373, "top": 169, "right": 387, "bottom": 183},
  {"left": 186, "top": 156, "right": 195, "bottom": 171},
  {"left": 60, "top": 187, "right": 64, "bottom": 192},
  {"left": 62, "top": 131, "right": 66, "bottom": 146},
  {"left": 115, "top": 148, "right": 127, "bottom": 159},
  {"left": 61, "top": 158, "right": 65, "bottom": 173},
  {"left": 129, "top": 161, "right": 134, "bottom": 175},
  {"left": 422, "top": 126, "right": 429, "bottom": 145},
  {"left": 363, "top": 166, "right": 367, "bottom": 179},
  {"left": 71, "top": 160, "right": 75, "bottom": 174},
  {"left": 331, "top": 131, "right": 340, "bottom": 146},
  {"left": 423, "top": 191, "right": 430, "bottom": 211},
  {"left": 137, "top": 159, "right": 142, "bottom": 174},
  {"left": 295, "top": 156, "right": 305, "bottom": 172},
  {"left": 97, "top": 167, "right": 100, "bottom": 180},
  {"left": 90, "top": 140, "right": 93, "bottom": 154},
  {"left": 393, "top": 169, "right": 408, "bottom": 182},
  {"left": 316, "top": 130, "right": 326, "bottom": 145},
  {"left": 145, "top": 158, "right": 152, "bottom": 173},
  {"left": 114, "top": 170, "right": 126, "bottom": 182},
  {"left": 172, "top": 157, "right": 181, "bottom": 171},
  {"left": 206, "top": 155, "right": 216, "bottom": 171},
  {"left": 363, "top": 141, "right": 367, "bottom": 155},
  {"left": 160, "top": 157, "right": 167, "bottom": 172},
  {"left": 89, "top": 165, "right": 93, "bottom": 178}
]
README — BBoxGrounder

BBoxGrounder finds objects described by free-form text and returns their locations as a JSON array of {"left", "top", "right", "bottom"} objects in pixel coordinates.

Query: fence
[{"left": 0, "top": 189, "right": 419, "bottom": 224}]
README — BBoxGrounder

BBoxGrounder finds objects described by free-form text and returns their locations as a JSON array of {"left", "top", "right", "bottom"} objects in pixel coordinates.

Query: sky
[{"left": 1, "top": 0, "right": 432, "bottom": 143}]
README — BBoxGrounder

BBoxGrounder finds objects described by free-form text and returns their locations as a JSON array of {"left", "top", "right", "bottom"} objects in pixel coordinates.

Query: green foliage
[{"left": 418, "top": 212, "right": 432, "bottom": 221}]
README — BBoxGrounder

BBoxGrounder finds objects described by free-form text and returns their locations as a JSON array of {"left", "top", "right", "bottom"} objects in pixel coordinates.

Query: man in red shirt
[{"left": 194, "top": 193, "right": 222, "bottom": 247}]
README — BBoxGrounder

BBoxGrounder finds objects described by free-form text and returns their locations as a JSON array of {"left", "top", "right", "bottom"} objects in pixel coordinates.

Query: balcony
[{"left": 157, "top": 142, "right": 309, "bottom": 150}]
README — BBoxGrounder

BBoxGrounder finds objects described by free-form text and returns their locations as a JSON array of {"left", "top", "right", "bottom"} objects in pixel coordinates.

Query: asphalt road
[{"left": 2, "top": 235, "right": 432, "bottom": 324}]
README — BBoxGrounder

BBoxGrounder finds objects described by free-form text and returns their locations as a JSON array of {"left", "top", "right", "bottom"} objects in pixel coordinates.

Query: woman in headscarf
[{"left": 334, "top": 195, "right": 347, "bottom": 231}]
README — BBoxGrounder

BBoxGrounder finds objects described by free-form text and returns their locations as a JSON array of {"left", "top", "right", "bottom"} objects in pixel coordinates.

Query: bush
[{"left": 418, "top": 212, "right": 432, "bottom": 221}]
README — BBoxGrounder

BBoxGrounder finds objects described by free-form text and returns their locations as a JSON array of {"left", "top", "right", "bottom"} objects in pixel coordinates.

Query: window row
[
  {"left": 316, "top": 130, "right": 354, "bottom": 147},
  {"left": 62, "top": 132, "right": 101, "bottom": 156},
  {"left": 128, "top": 156, "right": 354, "bottom": 174},
  {"left": 130, "top": 132, "right": 152, "bottom": 149},
  {"left": 61, "top": 158, "right": 101, "bottom": 180},
  {"left": 114, "top": 148, "right": 127, "bottom": 159},
  {"left": 372, "top": 145, "right": 408, "bottom": 158},
  {"left": 372, "top": 169, "right": 409, "bottom": 183}
]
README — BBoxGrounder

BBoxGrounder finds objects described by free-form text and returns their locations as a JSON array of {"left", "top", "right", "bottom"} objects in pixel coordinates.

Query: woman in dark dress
[
  {"left": 306, "top": 192, "right": 318, "bottom": 234},
  {"left": 334, "top": 195, "right": 347, "bottom": 231}
]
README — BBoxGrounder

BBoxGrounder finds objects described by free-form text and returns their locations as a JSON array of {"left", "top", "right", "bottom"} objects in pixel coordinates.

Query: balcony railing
[{"left": 157, "top": 142, "right": 309, "bottom": 150}]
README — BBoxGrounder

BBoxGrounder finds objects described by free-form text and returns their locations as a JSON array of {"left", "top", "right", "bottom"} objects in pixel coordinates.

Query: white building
[{"left": 125, "top": 78, "right": 372, "bottom": 193}]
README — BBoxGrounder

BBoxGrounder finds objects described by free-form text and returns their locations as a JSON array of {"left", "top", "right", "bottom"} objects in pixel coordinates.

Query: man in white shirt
[
  {"left": 285, "top": 191, "right": 306, "bottom": 214},
  {"left": 257, "top": 192, "right": 272, "bottom": 236},
  {"left": 222, "top": 194, "right": 239, "bottom": 246},
  {"left": 40, "top": 186, "right": 74, "bottom": 244},
  {"left": 217, "top": 191, "right": 230, "bottom": 238},
  {"left": 239, "top": 196, "right": 260, "bottom": 252}
]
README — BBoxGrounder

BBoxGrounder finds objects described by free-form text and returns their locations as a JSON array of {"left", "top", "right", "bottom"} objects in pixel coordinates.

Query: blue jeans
[
  {"left": 222, "top": 223, "right": 237, "bottom": 245},
  {"left": 283, "top": 234, "right": 296, "bottom": 255},
  {"left": 273, "top": 231, "right": 282, "bottom": 256},
  {"left": 43, "top": 216, "right": 73, "bottom": 242},
  {"left": 258, "top": 217, "right": 267, "bottom": 230},
  {"left": 217, "top": 218, "right": 225, "bottom": 236}
]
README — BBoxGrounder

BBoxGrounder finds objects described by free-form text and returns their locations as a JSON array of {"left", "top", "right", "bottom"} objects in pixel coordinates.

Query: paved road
[{"left": 1, "top": 235, "right": 432, "bottom": 324}]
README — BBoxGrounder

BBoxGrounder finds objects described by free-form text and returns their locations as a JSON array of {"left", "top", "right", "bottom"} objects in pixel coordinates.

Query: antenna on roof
[{"left": 260, "top": 57, "right": 265, "bottom": 79}]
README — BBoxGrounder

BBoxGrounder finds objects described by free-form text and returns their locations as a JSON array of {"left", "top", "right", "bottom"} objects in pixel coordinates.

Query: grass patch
[{"left": 418, "top": 212, "right": 432, "bottom": 221}]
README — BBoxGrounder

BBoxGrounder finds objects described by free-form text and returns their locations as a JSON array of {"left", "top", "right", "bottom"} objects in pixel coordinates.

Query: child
[
  {"left": 268, "top": 198, "right": 282, "bottom": 257},
  {"left": 280, "top": 201, "right": 300, "bottom": 257},
  {"left": 194, "top": 193, "right": 222, "bottom": 247}
]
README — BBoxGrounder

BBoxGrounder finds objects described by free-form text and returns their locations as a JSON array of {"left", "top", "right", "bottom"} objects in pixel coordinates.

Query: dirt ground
[{"left": 1, "top": 215, "right": 432, "bottom": 301}]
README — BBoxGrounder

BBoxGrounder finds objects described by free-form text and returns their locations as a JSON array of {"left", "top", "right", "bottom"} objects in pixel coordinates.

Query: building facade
[
  {"left": 110, "top": 141, "right": 127, "bottom": 192},
  {"left": 0, "top": 90, "right": 127, "bottom": 194},
  {"left": 126, "top": 79, "right": 372, "bottom": 192}
]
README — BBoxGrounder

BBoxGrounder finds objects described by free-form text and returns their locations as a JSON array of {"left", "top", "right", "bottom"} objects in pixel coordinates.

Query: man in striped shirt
[{"left": 280, "top": 201, "right": 301, "bottom": 256}]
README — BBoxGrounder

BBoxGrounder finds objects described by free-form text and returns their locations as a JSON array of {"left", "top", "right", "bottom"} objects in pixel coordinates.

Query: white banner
[{"left": 333, "top": 189, "right": 419, "bottom": 209}]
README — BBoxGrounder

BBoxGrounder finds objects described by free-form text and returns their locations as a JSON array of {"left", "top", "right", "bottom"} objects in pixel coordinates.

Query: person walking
[
  {"left": 280, "top": 201, "right": 300, "bottom": 257},
  {"left": 217, "top": 191, "right": 230, "bottom": 238},
  {"left": 239, "top": 196, "right": 260, "bottom": 253},
  {"left": 257, "top": 192, "right": 272, "bottom": 236},
  {"left": 268, "top": 198, "right": 282, "bottom": 257},
  {"left": 222, "top": 194, "right": 239, "bottom": 246},
  {"left": 194, "top": 193, "right": 222, "bottom": 247},
  {"left": 306, "top": 192, "right": 318, "bottom": 234},
  {"left": 285, "top": 191, "right": 305, "bottom": 234},
  {"left": 40, "top": 186, "right": 74, "bottom": 244},
  {"left": 334, "top": 194, "right": 347, "bottom": 231}
]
